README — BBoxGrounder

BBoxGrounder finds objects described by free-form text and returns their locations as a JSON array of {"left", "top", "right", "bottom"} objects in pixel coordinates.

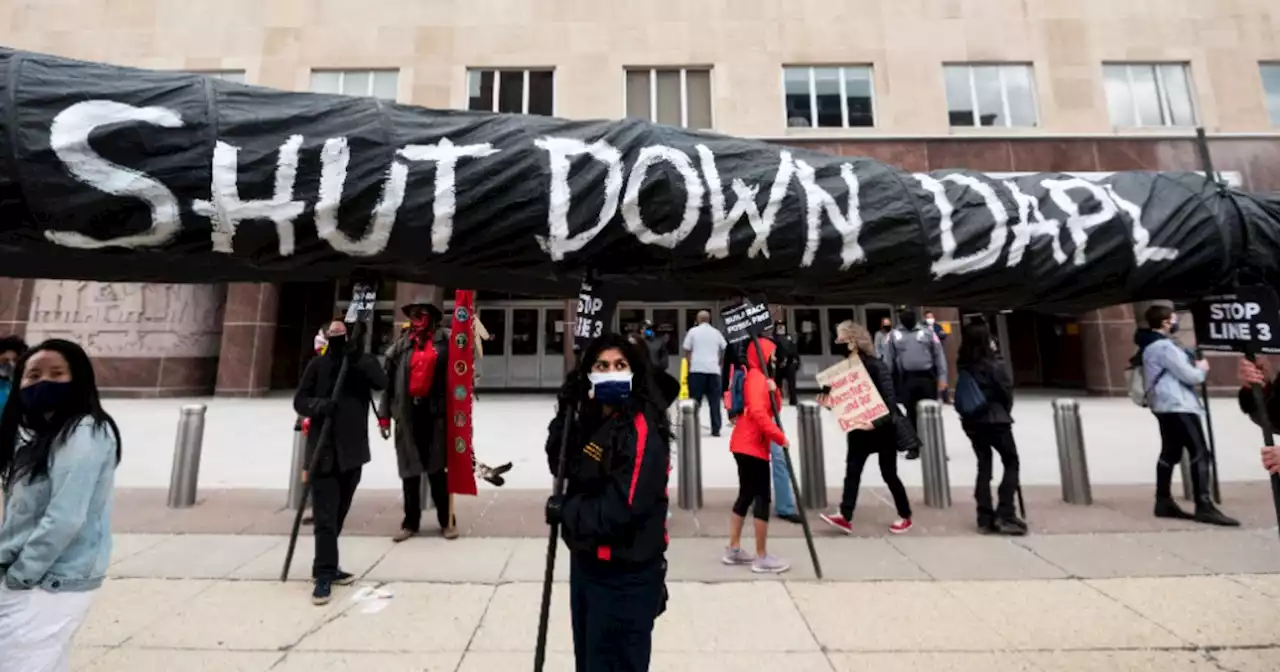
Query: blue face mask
[
  {"left": 644, "top": 329, "right": 654, "bottom": 338},
  {"left": 589, "top": 371, "right": 633, "bottom": 405},
  {"left": 20, "top": 381, "right": 70, "bottom": 414}
]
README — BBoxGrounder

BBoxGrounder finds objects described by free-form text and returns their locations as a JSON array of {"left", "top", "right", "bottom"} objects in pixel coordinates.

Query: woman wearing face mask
[
  {"left": 722, "top": 337, "right": 791, "bottom": 573},
  {"left": 0, "top": 339, "right": 122, "bottom": 672},
  {"left": 955, "top": 322, "right": 1025, "bottom": 535},
  {"left": 544, "top": 334, "right": 670, "bottom": 672}
]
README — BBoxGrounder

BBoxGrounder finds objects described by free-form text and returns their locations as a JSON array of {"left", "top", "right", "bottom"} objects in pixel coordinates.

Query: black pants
[
  {"left": 774, "top": 364, "right": 798, "bottom": 406},
  {"left": 687, "top": 372, "right": 722, "bottom": 435},
  {"left": 840, "top": 428, "right": 912, "bottom": 521},
  {"left": 965, "top": 423, "right": 1020, "bottom": 522},
  {"left": 732, "top": 452, "right": 771, "bottom": 521},
  {"left": 1155, "top": 412, "right": 1210, "bottom": 501},
  {"left": 900, "top": 371, "right": 938, "bottom": 432},
  {"left": 312, "top": 465, "right": 362, "bottom": 579},
  {"left": 402, "top": 400, "right": 451, "bottom": 531},
  {"left": 570, "top": 554, "right": 665, "bottom": 672}
]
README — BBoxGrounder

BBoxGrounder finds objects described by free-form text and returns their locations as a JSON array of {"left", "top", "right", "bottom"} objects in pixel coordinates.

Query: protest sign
[
  {"left": 816, "top": 357, "right": 891, "bottom": 432},
  {"left": 574, "top": 279, "right": 616, "bottom": 349},
  {"left": 1191, "top": 285, "right": 1280, "bottom": 355},
  {"left": 721, "top": 300, "right": 774, "bottom": 344}
]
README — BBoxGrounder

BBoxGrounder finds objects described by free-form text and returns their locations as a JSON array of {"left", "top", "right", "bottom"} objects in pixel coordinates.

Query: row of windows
[{"left": 194, "top": 62, "right": 1280, "bottom": 130}]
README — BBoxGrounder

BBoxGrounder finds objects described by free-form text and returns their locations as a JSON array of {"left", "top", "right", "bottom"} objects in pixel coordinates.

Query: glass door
[
  {"left": 478, "top": 308, "right": 507, "bottom": 389},
  {"left": 508, "top": 307, "right": 541, "bottom": 387},
  {"left": 541, "top": 307, "right": 567, "bottom": 388}
]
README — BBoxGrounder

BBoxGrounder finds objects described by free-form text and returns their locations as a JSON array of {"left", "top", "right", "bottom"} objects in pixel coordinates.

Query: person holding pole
[
  {"left": 1237, "top": 358, "right": 1280, "bottom": 475},
  {"left": 293, "top": 320, "right": 387, "bottom": 605},
  {"left": 1138, "top": 306, "right": 1238, "bottom": 526},
  {"left": 722, "top": 337, "right": 792, "bottom": 573},
  {"left": 543, "top": 333, "right": 670, "bottom": 672},
  {"left": 379, "top": 299, "right": 455, "bottom": 542}
]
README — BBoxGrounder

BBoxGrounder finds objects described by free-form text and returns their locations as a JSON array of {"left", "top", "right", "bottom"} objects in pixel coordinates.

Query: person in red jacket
[{"left": 722, "top": 337, "right": 790, "bottom": 574}]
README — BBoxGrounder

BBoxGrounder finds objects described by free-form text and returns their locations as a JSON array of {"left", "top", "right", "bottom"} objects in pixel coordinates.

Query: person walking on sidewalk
[
  {"left": 0, "top": 339, "right": 122, "bottom": 671},
  {"left": 1136, "top": 305, "right": 1238, "bottom": 526},
  {"left": 955, "top": 322, "right": 1026, "bottom": 536},
  {"left": 723, "top": 338, "right": 791, "bottom": 573},
  {"left": 772, "top": 323, "right": 800, "bottom": 406},
  {"left": 682, "top": 310, "right": 727, "bottom": 437},
  {"left": 544, "top": 334, "right": 670, "bottom": 672},
  {"left": 819, "top": 321, "right": 915, "bottom": 535},
  {"left": 885, "top": 310, "right": 948, "bottom": 459},
  {"left": 379, "top": 299, "right": 455, "bottom": 542},
  {"left": 294, "top": 321, "right": 387, "bottom": 605}
]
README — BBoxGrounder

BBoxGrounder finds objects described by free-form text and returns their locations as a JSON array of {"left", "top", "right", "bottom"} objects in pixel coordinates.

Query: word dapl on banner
[
  {"left": 46, "top": 100, "right": 1182, "bottom": 279},
  {"left": 721, "top": 301, "right": 774, "bottom": 344},
  {"left": 1192, "top": 286, "right": 1280, "bottom": 355},
  {"left": 816, "top": 357, "right": 890, "bottom": 433}
]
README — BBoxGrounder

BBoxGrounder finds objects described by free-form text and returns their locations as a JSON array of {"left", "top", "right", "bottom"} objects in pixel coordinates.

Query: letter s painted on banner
[{"left": 47, "top": 100, "right": 184, "bottom": 249}]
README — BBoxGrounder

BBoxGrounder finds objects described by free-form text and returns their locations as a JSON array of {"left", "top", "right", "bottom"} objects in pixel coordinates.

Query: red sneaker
[
  {"left": 890, "top": 518, "right": 913, "bottom": 534},
  {"left": 820, "top": 512, "right": 854, "bottom": 535}
]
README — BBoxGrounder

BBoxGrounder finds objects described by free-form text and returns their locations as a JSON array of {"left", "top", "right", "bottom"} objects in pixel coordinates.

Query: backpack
[
  {"left": 408, "top": 337, "right": 439, "bottom": 398},
  {"left": 1125, "top": 365, "right": 1164, "bottom": 407},
  {"left": 953, "top": 370, "right": 989, "bottom": 419}
]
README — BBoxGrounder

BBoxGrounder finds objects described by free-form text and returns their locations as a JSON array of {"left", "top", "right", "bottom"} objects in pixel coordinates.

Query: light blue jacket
[
  {"left": 1141, "top": 337, "right": 1205, "bottom": 415},
  {"left": 0, "top": 418, "right": 117, "bottom": 592}
]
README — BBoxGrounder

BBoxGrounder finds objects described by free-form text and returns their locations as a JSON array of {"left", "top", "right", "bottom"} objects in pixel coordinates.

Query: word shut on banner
[
  {"left": 816, "top": 357, "right": 890, "bottom": 433},
  {"left": 1192, "top": 286, "right": 1280, "bottom": 355},
  {"left": 722, "top": 301, "right": 774, "bottom": 344}
]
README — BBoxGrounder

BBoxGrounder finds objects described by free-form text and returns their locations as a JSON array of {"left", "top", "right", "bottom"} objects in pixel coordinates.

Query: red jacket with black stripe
[{"left": 545, "top": 408, "right": 670, "bottom": 566}]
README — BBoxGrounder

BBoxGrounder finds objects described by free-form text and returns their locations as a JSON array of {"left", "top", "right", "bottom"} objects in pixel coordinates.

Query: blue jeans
[{"left": 771, "top": 442, "right": 797, "bottom": 516}]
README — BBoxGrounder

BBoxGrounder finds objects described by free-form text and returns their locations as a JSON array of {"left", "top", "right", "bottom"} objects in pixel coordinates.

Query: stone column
[
  {"left": 26, "top": 281, "right": 227, "bottom": 397},
  {"left": 214, "top": 283, "right": 279, "bottom": 397},
  {"left": 1077, "top": 304, "right": 1137, "bottom": 396}
]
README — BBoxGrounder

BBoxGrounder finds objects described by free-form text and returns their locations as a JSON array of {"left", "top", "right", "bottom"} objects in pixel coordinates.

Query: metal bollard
[
  {"left": 1053, "top": 399, "right": 1093, "bottom": 505},
  {"left": 917, "top": 400, "right": 951, "bottom": 508},
  {"left": 287, "top": 420, "right": 306, "bottom": 510},
  {"left": 167, "top": 404, "right": 207, "bottom": 509},
  {"left": 798, "top": 401, "right": 827, "bottom": 510},
  {"left": 677, "top": 400, "right": 702, "bottom": 510},
  {"left": 1179, "top": 453, "right": 1194, "bottom": 501}
]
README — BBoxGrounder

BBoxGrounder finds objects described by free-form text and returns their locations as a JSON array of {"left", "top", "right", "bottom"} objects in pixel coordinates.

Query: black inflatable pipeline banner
[{"left": 1, "top": 48, "right": 1277, "bottom": 310}]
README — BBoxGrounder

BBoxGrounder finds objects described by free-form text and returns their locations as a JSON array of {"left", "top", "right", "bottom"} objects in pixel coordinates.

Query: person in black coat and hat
[{"left": 294, "top": 319, "right": 387, "bottom": 605}]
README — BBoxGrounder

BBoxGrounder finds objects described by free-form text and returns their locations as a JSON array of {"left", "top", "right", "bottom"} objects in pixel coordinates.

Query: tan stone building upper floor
[{"left": 3, "top": 0, "right": 1278, "bottom": 138}]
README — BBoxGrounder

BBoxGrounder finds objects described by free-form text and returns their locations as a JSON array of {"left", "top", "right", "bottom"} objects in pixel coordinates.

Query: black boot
[
  {"left": 1191, "top": 458, "right": 1239, "bottom": 527},
  {"left": 1153, "top": 462, "right": 1193, "bottom": 519},
  {"left": 1154, "top": 498, "right": 1194, "bottom": 520}
]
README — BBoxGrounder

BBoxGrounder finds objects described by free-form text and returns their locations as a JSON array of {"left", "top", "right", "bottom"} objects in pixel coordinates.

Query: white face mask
[
  {"left": 925, "top": 317, "right": 936, "bottom": 326},
  {"left": 588, "top": 371, "right": 634, "bottom": 404}
]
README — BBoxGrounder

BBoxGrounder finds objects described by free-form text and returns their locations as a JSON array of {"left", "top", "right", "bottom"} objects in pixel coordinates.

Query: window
[
  {"left": 624, "top": 68, "right": 713, "bottom": 129},
  {"left": 1103, "top": 63, "right": 1197, "bottom": 127},
  {"left": 1262, "top": 63, "right": 1280, "bottom": 126},
  {"left": 467, "top": 69, "right": 554, "bottom": 116},
  {"left": 193, "top": 71, "right": 246, "bottom": 84},
  {"left": 783, "top": 66, "right": 874, "bottom": 128},
  {"left": 944, "top": 64, "right": 1037, "bottom": 128},
  {"left": 310, "top": 70, "right": 398, "bottom": 101}
]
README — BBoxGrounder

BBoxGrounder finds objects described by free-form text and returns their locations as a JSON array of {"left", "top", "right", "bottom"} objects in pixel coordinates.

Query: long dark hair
[
  {"left": 557, "top": 333, "right": 671, "bottom": 440},
  {"left": 0, "top": 339, "right": 122, "bottom": 489},
  {"left": 957, "top": 322, "right": 996, "bottom": 369}
]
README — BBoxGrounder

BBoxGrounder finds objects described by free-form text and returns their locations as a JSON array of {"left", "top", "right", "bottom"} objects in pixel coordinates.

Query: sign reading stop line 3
[
  {"left": 1191, "top": 285, "right": 1280, "bottom": 355},
  {"left": 574, "top": 279, "right": 616, "bottom": 350}
]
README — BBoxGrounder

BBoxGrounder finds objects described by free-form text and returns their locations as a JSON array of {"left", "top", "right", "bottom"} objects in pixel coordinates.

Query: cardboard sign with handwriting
[{"left": 816, "top": 357, "right": 891, "bottom": 433}]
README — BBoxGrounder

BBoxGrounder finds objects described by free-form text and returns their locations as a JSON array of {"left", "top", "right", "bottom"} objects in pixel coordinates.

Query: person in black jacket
[
  {"left": 1236, "top": 357, "right": 1280, "bottom": 474},
  {"left": 294, "top": 319, "right": 388, "bottom": 605},
  {"left": 956, "top": 321, "right": 1026, "bottom": 536},
  {"left": 773, "top": 323, "right": 800, "bottom": 406},
  {"left": 818, "top": 321, "right": 916, "bottom": 535},
  {"left": 544, "top": 333, "right": 670, "bottom": 672}
]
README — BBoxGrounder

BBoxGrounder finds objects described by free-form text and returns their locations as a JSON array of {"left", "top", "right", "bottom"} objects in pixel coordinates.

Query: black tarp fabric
[{"left": 1, "top": 48, "right": 1277, "bottom": 311}]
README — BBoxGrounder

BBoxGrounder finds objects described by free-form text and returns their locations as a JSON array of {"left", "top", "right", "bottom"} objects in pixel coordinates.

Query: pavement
[
  {"left": 105, "top": 392, "right": 1274, "bottom": 492},
  {"left": 74, "top": 528, "right": 1280, "bottom": 671}
]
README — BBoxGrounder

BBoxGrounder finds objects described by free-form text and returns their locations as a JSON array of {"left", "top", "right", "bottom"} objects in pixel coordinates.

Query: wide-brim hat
[{"left": 401, "top": 302, "right": 443, "bottom": 323}]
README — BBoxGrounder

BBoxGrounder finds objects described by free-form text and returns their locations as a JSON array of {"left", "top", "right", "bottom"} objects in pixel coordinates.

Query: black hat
[{"left": 402, "top": 302, "right": 443, "bottom": 323}]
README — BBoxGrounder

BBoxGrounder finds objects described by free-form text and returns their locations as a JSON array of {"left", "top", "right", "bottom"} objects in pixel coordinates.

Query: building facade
[{"left": 0, "top": 0, "right": 1277, "bottom": 395}]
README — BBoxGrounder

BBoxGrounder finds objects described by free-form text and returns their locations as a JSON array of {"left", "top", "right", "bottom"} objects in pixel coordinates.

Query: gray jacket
[
  {"left": 873, "top": 330, "right": 892, "bottom": 362},
  {"left": 1142, "top": 337, "right": 1205, "bottom": 415},
  {"left": 886, "top": 326, "right": 948, "bottom": 384},
  {"left": 379, "top": 327, "right": 449, "bottom": 479}
]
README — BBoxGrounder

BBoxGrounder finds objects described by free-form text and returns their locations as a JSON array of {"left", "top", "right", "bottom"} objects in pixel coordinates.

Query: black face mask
[
  {"left": 900, "top": 315, "right": 918, "bottom": 330},
  {"left": 880, "top": 325, "right": 891, "bottom": 333},
  {"left": 326, "top": 334, "right": 347, "bottom": 354}
]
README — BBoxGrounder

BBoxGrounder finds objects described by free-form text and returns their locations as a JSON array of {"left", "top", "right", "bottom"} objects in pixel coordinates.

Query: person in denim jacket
[
  {"left": 0, "top": 339, "right": 122, "bottom": 672},
  {"left": 1137, "top": 305, "right": 1237, "bottom": 527}
]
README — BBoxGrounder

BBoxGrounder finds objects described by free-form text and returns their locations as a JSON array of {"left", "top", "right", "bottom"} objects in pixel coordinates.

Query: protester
[
  {"left": 1135, "top": 305, "right": 1237, "bottom": 526},
  {"left": 722, "top": 337, "right": 791, "bottom": 573},
  {"left": 0, "top": 336, "right": 28, "bottom": 418},
  {"left": 682, "top": 310, "right": 727, "bottom": 437},
  {"left": 955, "top": 322, "right": 1025, "bottom": 535},
  {"left": 772, "top": 323, "right": 800, "bottom": 406},
  {"left": 818, "top": 322, "right": 914, "bottom": 535},
  {"left": 873, "top": 317, "right": 893, "bottom": 361},
  {"left": 0, "top": 339, "right": 122, "bottom": 670},
  {"left": 379, "top": 299, "right": 455, "bottom": 542},
  {"left": 544, "top": 333, "right": 669, "bottom": 672},
  {"left": 1234, "top": 358, "right": 1280, "bottom": 475},
  {"left": 294, "top": 320, "right": 387, "bottom": 604},
  {"left": 644, "top": 321, "right": 670, "bottom": 374},
  {"left": 885, "top": 310, "right": 948, "bottom": 459},
  {"left": 924, "top": 310, "right": 947, "bottom": 343}
]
